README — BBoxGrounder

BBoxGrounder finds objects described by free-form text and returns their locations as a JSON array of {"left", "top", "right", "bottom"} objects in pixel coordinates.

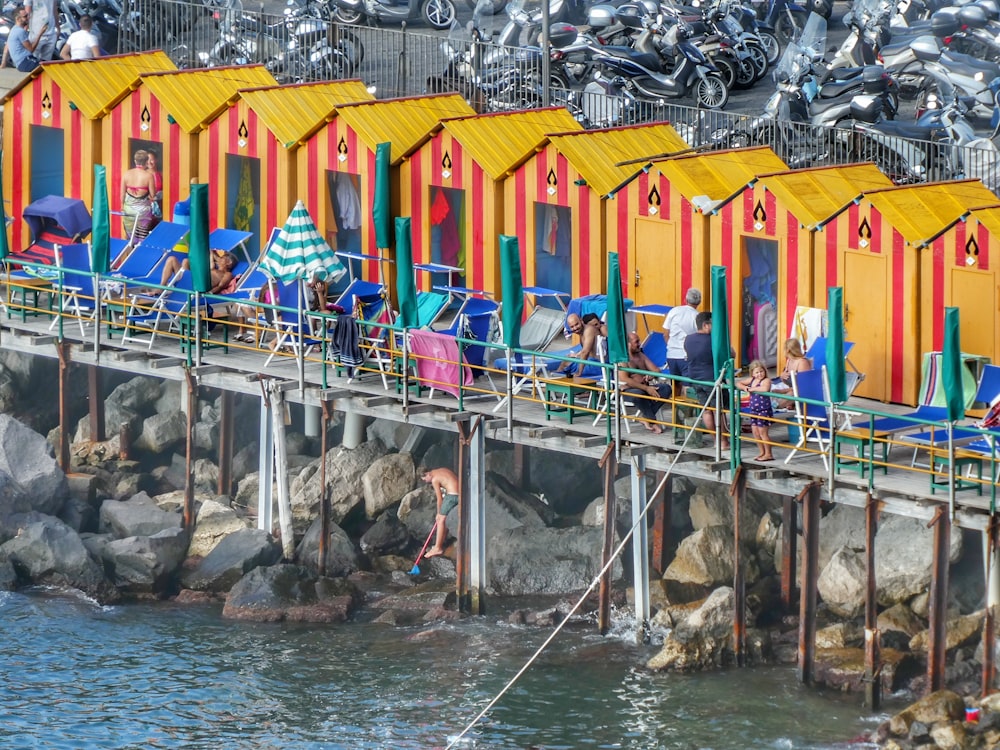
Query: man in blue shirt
[
  {"left": 685, "top": 311, "right": 729, "bottom": 449},
  {"left": 2, "top": 7, "right": 47, "bottom": 72}
]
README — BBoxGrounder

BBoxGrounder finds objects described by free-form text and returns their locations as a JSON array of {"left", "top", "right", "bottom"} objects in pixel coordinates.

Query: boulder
[
  {"left": 813, "top": 647, "right": 912, "bottom": 693},
  {"left": 689, "top": 485, "right": 776, "bottom": 540},
  {"left": 159, "top": 454, "right": 219, "bottom": 494},
  {"left": 188, "top": 499, "right": 251, "bottom": 557},
  {"left": 875, "top": 514, "right": 963, "bottom": 607},
  {"left": 817, "top": 546, "right": 868, "bottom": 619},
  {"left": 663, "top": 525, "right": 759, "bottom": 602},
  {"left": 221, "top": 563, "right": 363, "bottom": 622},
  {"left": 103, "top": 527, "right": 189, "bottom": 596},
  {"left": 581, "top": 474, "right": 657, "bottom": 529},
  {"left": 100, "top": 493, "right": 182, "bottom": 538},
  {"left": 0, "top": 517, "right": 119, "bottom": 603},
  {"left": 360, "top": 511, "right": 410, "bottom": 556},
  {"left": 133, "top": 411, "right": 187, "bottom": 455},
  {"left": 487, "top": 526, "right": 620, "bottom": 595},
  {"left": 181, "top": 528, "right": 281, "bottom": 593},
  {"left": 524, "top": 448, "right": 602, "bottom": 515},
  {"left": 0, "top": 414, "right": 68, "bottom": 519},
  {"left": 289, "top": 440, "right": 391, "bottom": 528},
  {"left": 0, "top": 555, "right": 16, "bottom": 590},
  {"left": 296, "top": 518, "right": 361, "bottom": 578},
  {"left": 362, "top": 452, "right": 415, "bottom": 519}
]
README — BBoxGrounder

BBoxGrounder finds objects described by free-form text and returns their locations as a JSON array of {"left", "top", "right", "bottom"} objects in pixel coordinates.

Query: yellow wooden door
[
  {"left": 843, "top": 252, "right": 887, "bottom": 401},
  {"left": 951, "top": 268, "right": 996, "bottom": 360},
  {"left": 630, "top": 218, "right": 678, "bottom": 307}
]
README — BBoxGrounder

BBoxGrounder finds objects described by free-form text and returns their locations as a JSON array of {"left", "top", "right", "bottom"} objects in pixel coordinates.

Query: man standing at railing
[
  {"left": 663, "top": 288, "right": 701, "bottom": 378},
  {"left": 685, "top": 311, "right": 729, "bottom": 450}
]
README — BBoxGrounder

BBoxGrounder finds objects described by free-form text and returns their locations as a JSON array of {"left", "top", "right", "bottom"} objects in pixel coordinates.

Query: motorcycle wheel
[
  {"left": 333, "top": 6, "right": 364, "bottom": 24},
  {"left": 693, "top": 73, "right": 729, "bottom": 110},
  {"left": 806, "top": 0, "right": 833, "bottom": 19},
  {"left": 745, "top": 42, "right": 769, "bottom": 82},
  {"left": 422, "top": 0, "right": 457, "bottom": 29},
  {"left": 734, "top": 56, "right": 756, "bottom": 89},
  {"left": 774, "top": 14, "right": 800, "bottom": 46},
  {"left": 758, "top": 31, "right": 781, "bottom": 65},
  {"left": 336, "top": 30, "right": 365, "bottom": 71},
  {"left": 712, "top": 55, "right": 738, "bottom": 90}
]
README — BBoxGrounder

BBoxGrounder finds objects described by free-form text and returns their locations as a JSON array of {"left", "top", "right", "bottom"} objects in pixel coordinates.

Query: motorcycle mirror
[
  {"left": 657, "top": 12, "right": 663, "bottom": 23},
  {"left": 776, "top": 71, "right": 790, "bottom": 83}
]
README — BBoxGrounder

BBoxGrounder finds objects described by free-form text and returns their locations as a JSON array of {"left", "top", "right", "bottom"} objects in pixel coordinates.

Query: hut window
[
  {"left": 534, "top": 202, "right": 572, "bottom": 296},
  {"left": 429, "top": 187, "right": 466, "bottom": 285},
  {"left": 226, "top": 155, "right": 260, "bottom": 256},
  {"left": 30, "top": 126, "right": 65, "bottom": 203},
  {"left": 326, "top": 171, "right": 362, "bottom": 290}
]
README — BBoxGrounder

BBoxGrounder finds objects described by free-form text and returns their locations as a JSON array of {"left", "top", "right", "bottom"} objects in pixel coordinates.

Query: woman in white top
[{"left": 60, "top": 15, "right": 101, "bottom": 60}]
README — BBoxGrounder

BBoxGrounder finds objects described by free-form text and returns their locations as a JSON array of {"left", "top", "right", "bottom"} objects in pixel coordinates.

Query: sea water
[{"left": 1, "top": 589, "right": 896, "bottom": 749}]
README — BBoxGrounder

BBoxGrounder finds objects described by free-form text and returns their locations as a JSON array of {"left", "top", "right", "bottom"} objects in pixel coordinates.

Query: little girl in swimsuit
[{"left": 738, "top": 359, "right": 774, "bottom": 461}]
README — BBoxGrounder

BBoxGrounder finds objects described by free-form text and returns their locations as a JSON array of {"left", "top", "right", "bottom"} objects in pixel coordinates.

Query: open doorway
[
  {"left": 127, "top": 137, "right": 163, "bottom": 217},
  {"left": 429, "top": 186, "right": 466, "bottom": 287},
  {"left": 226, "top": 154, "right": 260, "bottom": 257},
  {"left": 740, "top": 236, "right": 779, "bottom": 367},
  {"left": 325, "top": 170, "right": 362, "bottom": 293},
  {"left": 30, "top": 125, "right": 65, "bottom": 202},
  {"left": 534, "top": 202, "right": 572, "bottom": 300}
]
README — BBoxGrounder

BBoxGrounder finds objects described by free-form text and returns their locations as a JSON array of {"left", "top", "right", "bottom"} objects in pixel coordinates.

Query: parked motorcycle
[
  {"left": 751, "top": 0, "right": 809, "bottom": 44},
  {"left": 331, "top": 0, "right": 457, "bottom": 30}
]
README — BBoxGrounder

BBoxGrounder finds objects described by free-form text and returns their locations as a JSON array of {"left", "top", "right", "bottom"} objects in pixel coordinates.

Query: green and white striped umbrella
[{"left": 261, "top": 200, "right": 346, "bottom": 283}]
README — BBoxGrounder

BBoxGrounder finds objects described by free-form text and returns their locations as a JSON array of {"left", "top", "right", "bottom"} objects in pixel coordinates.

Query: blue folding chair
[
  {"left": 784, "top": 368, "right": 831, "bottom": 470},
  {"left": 48, "top": 244, "right": 100, "bottom": 339}
]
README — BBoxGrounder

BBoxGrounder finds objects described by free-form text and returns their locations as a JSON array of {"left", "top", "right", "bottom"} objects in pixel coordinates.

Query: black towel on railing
[{"left": 331, "top": 315, "right": 363, "bottom": 375}]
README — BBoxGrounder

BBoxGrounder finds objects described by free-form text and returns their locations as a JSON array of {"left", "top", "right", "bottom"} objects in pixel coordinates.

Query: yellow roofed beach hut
[
  {"left": 101, "top": 65, "right": 277, "bottom": 239},
  {"left": 714, "top": 162, "right": 892, "bottom": 369},
  {"left": 819, "top": 179, "right": 998, "bottom": 404},
  {"left": 399, "top": 107, "right": 583, "bottom": 297},
  {"left": 294, "top": 93, "right": 474, "bottom": 283},
  {"left": 503, "top": 122, "right": 688, "bottom": 299},
  {"left": 2, "top": 51, "right": 175, "bottom": 249},
  {"left": 199, "top": 80, "right": 374, "bottom": 257}
]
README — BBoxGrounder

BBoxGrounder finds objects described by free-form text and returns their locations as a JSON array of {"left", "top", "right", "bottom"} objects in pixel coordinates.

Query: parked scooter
[
  {"left": 331, "top": 0, "right": 457, "bottom": 30},
  {"left": 751, "top": 0, "right": 809, "bottom": 44}
]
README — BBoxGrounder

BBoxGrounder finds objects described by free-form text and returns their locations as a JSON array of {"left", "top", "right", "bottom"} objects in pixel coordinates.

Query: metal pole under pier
[
  {"left": 88, "top": 366, "right": 105, "bottom": 443},
  {"left": 797, "top": 482, "right": 821, "bottom": 685},
  {"left": 57, "top": 341, "right": 70, "bottom": 473},
  {"left": 651, "top": 471, "right": 671, "bottom": 576},
  {"left": 598, "top": 442, "right": 617, "bottom": 635},
  {"left": 257, "top": 386, "right": 274, "bottom": 534},
  {"left": 217, "top": 390, "right": 234, "bottom": 498},
  {"left": 630, "top": 451, "right": 650, "bottom": 642},
  {"left": 928, "top": 506, "right": 951, "bottom": 693},
  {"left": 983, "top": 516, "right": 998, "bottom": 697},
  {"left": 864, "top": 492, "right": 882, "bottom": 710},
  {"left": 781, "top": 495, "right": 798, "bottom": 612},
  {"left": 731, "top": 467, "right": 747, "bottom": 666},
  {"left": 183, "top": 368, "right": 197, "bottom": 532},
  {"left": 467, "top": 416, "right": 486, "bottom": 615}
]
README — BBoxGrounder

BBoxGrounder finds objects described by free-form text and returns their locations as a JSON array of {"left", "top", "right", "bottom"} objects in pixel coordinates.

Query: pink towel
[{"left": 408, "top": 330, "right": 473, "bottom": 398}]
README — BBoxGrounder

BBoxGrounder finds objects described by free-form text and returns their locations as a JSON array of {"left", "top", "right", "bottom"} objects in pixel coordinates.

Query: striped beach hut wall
[
  {"left": 2, "top": 52, "right": 174, "bottom": 249},
  {"left": 399, "top": 107, "right": 582, "bottom": 297},
  {"left": 611, "top": 146, "right": 779, "bottom": 311},
  {"left": 718, "top": 163, "right": 891, "bottom": 370},
  {"left": 294, "top": 94, "right": 474, "bottom": 284},
  {"left": 818, "top": 179, "right": 998, "bottom": 404},
  {"left": 101, "top": 65, "right": 277, "bottom": 240},
  {"left": 503, "top": 123, "right": 688, "bottom": 299},
  {"left": 917, "top": 203, "right": 1000, "bottom": 370},
  {"left": 199, "top": 80, "right": 373, "bottom": 258}
]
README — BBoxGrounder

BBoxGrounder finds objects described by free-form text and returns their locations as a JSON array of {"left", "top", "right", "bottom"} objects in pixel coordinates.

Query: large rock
[
  {"left": 100, "top": 493, "right": 182, "bottom": 538},
  {"left": 0, "top": 414, "right": 68, "bottom": 520},
  {"left": 103, "top": 527, "right": 189, "bottom": 596},
  {"left": 188, "top": 499, "right": 252, "bottom": 557},
  {"left": 182, "top": 528, "right": 281, "bottom": 593},
  {"left": 0, "top": 517, "right": 119, "bottom": 603},
  {"left": 289, "top": 440, "right": 391, "bottom": 528},
  {"left": 487, "top": 526, "right": 620, "bottom": 595},
  {"left": 663, "top": 525, "right": 759, "bottom": 602},
  {"left": 221, "top": 563, "right": 363, "bottom": 622},
  {"left": 133, "top": 411, "right": 187, "bottom": 455},
  {"left": 360, "top": 511, "right": 410, "bottom": 556},
  {"left": 362, "top": 452, "right": 415, "bottom": 519},
  {"left": 73, "top": 375, "right": 163, "bottom": 442},
  {"left": 296, "top": 518, "right": 361, "bottom": 578},
  {"left": 875, "top": 514, "right": 963, "bottom": 607},
  {"left": 817, "top": 546, "right": 868, "bottom": 619},
  {"left": 524, "top": 449, "right": 602, "bottom": 516}
]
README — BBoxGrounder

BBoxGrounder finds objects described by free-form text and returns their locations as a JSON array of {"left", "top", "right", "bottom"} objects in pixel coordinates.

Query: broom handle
[{"left": 413, "top": 524, "right": 436, "bottom": 566}]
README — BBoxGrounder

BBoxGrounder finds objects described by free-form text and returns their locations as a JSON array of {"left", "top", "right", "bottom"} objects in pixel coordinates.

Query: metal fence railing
[{"left": 117, "top": 0, "right": 1000, "bottom": 193}]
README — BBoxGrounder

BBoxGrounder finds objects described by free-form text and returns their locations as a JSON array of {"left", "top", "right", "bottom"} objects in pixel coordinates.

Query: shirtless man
[
  {"left": 555, "top": 312, "right": 604, "bottom": 374},
  {"left": 421, "top": 467, "right": 459, "bottom": 558}
]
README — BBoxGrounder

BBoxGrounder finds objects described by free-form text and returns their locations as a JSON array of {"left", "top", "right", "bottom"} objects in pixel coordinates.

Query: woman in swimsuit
[{"left": 120, "top": 149, "right": 157, "bottom": 242}]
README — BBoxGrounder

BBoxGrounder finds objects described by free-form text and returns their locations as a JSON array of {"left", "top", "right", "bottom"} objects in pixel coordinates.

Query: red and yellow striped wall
[
  {"left": 503, "top": 142, "right": 605, "bottom": 298},
  {"left": 401, "top": 129, "right": 503, "bottom": 294},
  {"left": 919, "top": 205, "right": 1000, "bottom": 368},
  {"left": 611, "top": 168, "right": 711, "bottom": 308}
]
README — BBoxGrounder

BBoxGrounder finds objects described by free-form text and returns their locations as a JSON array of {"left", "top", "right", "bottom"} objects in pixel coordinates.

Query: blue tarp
[{"left": 22, "top": 195, "right": 92, "bottom": 243}]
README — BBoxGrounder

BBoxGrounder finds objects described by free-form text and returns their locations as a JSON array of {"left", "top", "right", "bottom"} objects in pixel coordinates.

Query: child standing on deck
[{"left": 738, "top": 360, "right": 774, "bottom": 461}]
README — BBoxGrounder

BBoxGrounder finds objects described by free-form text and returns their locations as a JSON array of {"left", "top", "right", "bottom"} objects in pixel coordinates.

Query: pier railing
[
  {"left": 116, "top": 0, "right": 1000, "bottom": 193},
  {"left": 13, "top": 264, "right": 1000, "bottom": 508}
]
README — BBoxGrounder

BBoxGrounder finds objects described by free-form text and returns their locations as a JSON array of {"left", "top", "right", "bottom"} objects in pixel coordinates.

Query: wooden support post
[
  {"left": 512, "top": 443, "right": 530, "bottom": 491},
  {"left": 864, "top": 492, "right": 882, "bottom": 710},
  {"left": 730, "top": 466, "right": 747, "bottom": 666},
  {"left": 183, "top": 368, "right": 197, "bottom": 532},
  {"left": 57, "top": 342, "right": 70, "bottom": 473},
  {"left": 984, "top": 516, "right": 998, "bottom": 698},
  {"left": 797, "top": 482, "right": 821, "bottom": 685},
  {"left": 88, "top": 366, "right": 105, "bottom": 443},
  {"left": 318, "top": 400, "right": 333, "bottom": 575},
  {"left": 597, "top": 442, "right": 616, "bottom": 635},
  {"left": 217, "top": 390, "right": 234, "bottom": 497},
  {"left": 781, "top": 495, "right": 798, "bottom": 612},
  {"left": 651, "top": 471, "right": 671, "bottom": 575},
  {"left": 928, "top": 506, "right": 950, "bottom": 694}
]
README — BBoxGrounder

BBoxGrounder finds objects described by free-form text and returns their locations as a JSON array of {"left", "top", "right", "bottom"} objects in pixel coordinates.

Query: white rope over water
[{"left": 445, "top": 370, "right": 730, "bottom": 749}]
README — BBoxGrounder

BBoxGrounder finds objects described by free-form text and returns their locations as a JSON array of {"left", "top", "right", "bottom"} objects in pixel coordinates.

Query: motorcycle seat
[
  {"left": 867, "top": 119, "right": 941, "bottom": 139},
  {"left": 942, "top": 50, "right": 1000, "bottom": 80},
  {"left": 235, "top": 16, "right": 289, "bottom": 35},
  {"left": 809, "top": 95, "right": 852, "bottom": 114},
  {"left": 828, "top": 65, "right": 865, "bottom": 79},
  {"left": 877, "top": 39, "right": 914, "bottom": 57},
  {"left": 819, "top": 78, "right": 861, "bottom": 98},
  {"left": 600, "top": 45, "right": 666, "bottom": 72}
]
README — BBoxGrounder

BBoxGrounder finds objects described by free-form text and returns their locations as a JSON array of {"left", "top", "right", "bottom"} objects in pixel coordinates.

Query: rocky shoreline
[{"left": 0, "top": 352, "right": 998, "bottom": 748}]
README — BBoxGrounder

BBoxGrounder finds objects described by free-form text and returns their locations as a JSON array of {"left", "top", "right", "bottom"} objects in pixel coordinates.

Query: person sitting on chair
[
  {"left": 554, "top": 312, "right": 605, "bottom": 375},
  {"left": 620, "top": 331, "right": 673, "bottom": 434},
  {"left": 159, "top": 251, "right": 236, "bottom": 293}
]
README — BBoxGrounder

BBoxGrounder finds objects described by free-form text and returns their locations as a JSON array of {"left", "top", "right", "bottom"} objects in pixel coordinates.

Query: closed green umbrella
[
  {"left": 826, "top": 287, "right": 846, "bottom": 403},
  {"left": 0, "top": 151, "right": 9, "bottom": 260},
  {"left": 606, "top": 252, "right": 627, "bottom": 365},
  {"left": 942, "top": 306, "right": 964, "bottom": 423},
  {"left": 499, "top": 235, "right": 523, "bottom": 350},
  {"left": 710, "top": 265, "right": 730, "bottom": 379},
  {"left": 395, "top": 217, "right": 417, "bottom": 329},
  {"left": 373, "top": 142, "right": 391, "bottom": 250},
  {"left": 188, "top": 184, "right": 211, "bottom": 293},
  {"left": 91, "top": 165, "right": 111, "bottom": 273}
]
